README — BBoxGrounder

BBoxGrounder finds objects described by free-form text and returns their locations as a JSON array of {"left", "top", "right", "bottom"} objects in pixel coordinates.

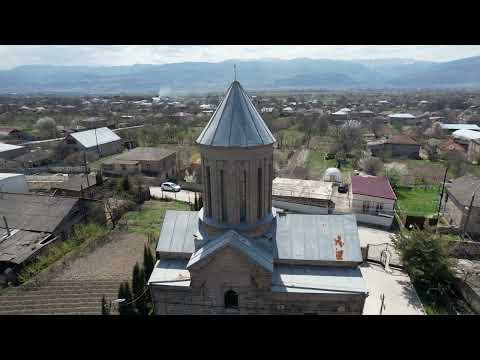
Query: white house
[{"left": 351, "top": 175, "right": 396, "bottom": 229}]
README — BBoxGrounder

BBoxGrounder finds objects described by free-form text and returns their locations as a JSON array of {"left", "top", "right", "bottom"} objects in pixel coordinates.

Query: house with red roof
[{"left": 351, "top": 175, "right": 397, "bottom": 229}]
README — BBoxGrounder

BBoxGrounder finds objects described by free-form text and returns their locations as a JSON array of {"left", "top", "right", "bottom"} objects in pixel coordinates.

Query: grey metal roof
[
  {"left": 187, "top": 229, "right": 273, "bottom": 273},
  {"left": 0, "top": 142, "right": 24, "bottom": 153},
  {"left": 0, "top": 229, "right": 52, "bottom": 265},
  {"left": 114, "top": 147, "right": 176, "bottom": 162},
  {"left": 69, "top": 127, "right": 121, "bottom": 149},
  {"left": 446, "top": 175, "right": 480, "bottom": 208},
  {"left": 147, "top": 259, "right": 191, "bottom": 287},
  {"left": 274, "top": 214, "right": 363, "bottom": 265},
  {"left": 156, "top": 211, "right": 198, "bottom": 259},
  {"left": 272, "top": 264, "right": 367, "bottom": 294},
  {"left": 0, "top": 193, "right": 79, "bottom": 233},
  {"left": 50, "top": 174, "right": 97, "bottom": 192},
  {"left": 196, "top": 81, "right": 276, "bottom": 147},
  {"left": 440, "top": 123, "right": 480, "bottom": 131}
]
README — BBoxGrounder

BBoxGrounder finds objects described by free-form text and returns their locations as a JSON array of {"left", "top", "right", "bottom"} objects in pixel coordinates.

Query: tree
[
  {"left": 359, "top": 156, "right": 384, "bottom": 176},
  {"left": 385, "top": 163, "right": 407, "bottom": 190},
  {"left": 333, "top": 123, "right": 364, "bottom": 155},
  {"left": 446, "top": 151, "right": 467, "bottom": 177},
  {"left": 370, "top": 118, "right": 385, "bottom": 138},
  {"left": 101, "top": 295, "right": 110, "bottom": 315},
  {"left": 117, "top": 281, "right": 135, "bottom": 315},
  {"left": 391, "top": 227, "right": 454, "bottom": 304},
  {"left": 425, "top": 139, "right": 441, "bottom": 161},
  {"left": 35, "top": 116, "right": 56, "bottom": 138},
  {"left": 132, "top": 262, "right": 148, "bottom": 315},
  {"left": 119, "top": 175, "right": 131, "bottom": 192},
  {"left": 143, "top": 244, "right": 155, "bottom": 281}
]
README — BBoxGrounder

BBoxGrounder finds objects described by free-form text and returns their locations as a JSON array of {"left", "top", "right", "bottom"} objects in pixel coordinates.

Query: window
[
  {"left": 220, "top": 169, "right": 227, "bottom": 222},
  {"left": 257, "top": 167, "right": 263, "bottom": 219},
  {"left": 224, "top": 290, "right": 238, "bottom": 309},
  {"left": 240, "top": 170, "right": 247, "bottom": 222},
  {"left": 362, "top": 201, "right": 370, "bottom": 214},
  {"left": 206, "top": 166, "right": 212, "bottom": 217},
  {"left": 375, "top": 202, "right": 384, "bottom": 213}
]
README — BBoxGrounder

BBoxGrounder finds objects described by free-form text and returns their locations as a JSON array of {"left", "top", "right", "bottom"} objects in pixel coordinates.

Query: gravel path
[{"left": 54, "top": 232, "right": 148, "bottom": 281}]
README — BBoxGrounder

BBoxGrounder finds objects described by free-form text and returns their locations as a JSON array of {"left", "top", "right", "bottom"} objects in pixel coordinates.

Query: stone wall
[{"left": 449, "top": 240, "right": 480, "bottom": 260}]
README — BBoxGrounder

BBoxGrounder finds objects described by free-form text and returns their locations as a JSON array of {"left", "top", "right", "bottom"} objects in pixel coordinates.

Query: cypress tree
[
  {"left": 123, "top": 282, "right": 135, "bottom": 315},
  {"left": 136, "top": 267, "right": 149, "bottom": 315},
  {"left": 132, "top": 262, "right": 142, "bottom": 314},
  {"left": 101, "top": 295, "right": 110, "bottom": 315},
  {"left": 117, "top": 282, "right": 127, "bottom": 315},
  {"left": 143, "top": 244, "right": 155, "bottom": 280}
]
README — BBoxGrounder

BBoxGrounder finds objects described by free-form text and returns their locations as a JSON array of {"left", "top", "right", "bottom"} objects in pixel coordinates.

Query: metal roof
[
  {"left": 272, "top": 177, "right": 333, "bottom": 200},
  {"left": 69, "top": 127, "right": 121, "bottom": 149},
  {"left": 388, "top": 113, "right": 416, "bottom": 119},
  {"left": 452, "top": 129, "right": 480, "bottom": 141},
  {"left": 274, "top": 214, "right": 363, "bottom": 265},
  {"left": 0, "top": 142, "right": 24, "bottom": 152},
  {"left": 445, "top": 175, "right": 480, "bottom": 208},
  {"left": 440, "top": 123, "right": 480, "bottom": 131},
  {"left": 114, "top": 147, "right": 176, "bottom": 162},
  {"left": 187, "top": 229, "right": 273, "bottom": 273},
  {"left": 147, "top": 259, "right": 191, "bottom": 287},
  {"left": 0, "top": 193, "right": 79, "bottom": 233},
  {"left": 272, "top": 264, "right": 367, "bottom": 294},
  {"left": 0, "top": 229, "right": 52, "bottom": 265},
  {"left": 156, "top": 211, "right": 198, "bottom": 259},
  {"left": 50, "top": 174, "right": 97, "bottom": 192},
  {"left": 196, "top": 81, "right": 276, "bottom": 147}
]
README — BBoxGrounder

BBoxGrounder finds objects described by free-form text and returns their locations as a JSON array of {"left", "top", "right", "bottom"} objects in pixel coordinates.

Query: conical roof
[{"left": 196, "top": 81, "right": 276, "bottom": 147}]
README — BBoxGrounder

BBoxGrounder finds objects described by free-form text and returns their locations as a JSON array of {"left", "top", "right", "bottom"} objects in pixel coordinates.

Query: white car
[{"left": 161, "top": 182, "right": 181, "bottom": 192}]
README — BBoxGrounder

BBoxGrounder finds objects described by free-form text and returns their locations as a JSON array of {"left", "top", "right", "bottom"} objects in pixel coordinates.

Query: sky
[{"left": 0, "top": 45, "right": 479, "bottom": 70}]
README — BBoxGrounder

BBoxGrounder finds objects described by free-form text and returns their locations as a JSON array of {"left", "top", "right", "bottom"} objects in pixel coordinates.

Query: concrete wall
[
  {"left": 449, "top": 240, "right": 480, "bottom": 260},
  {"left": 467, "top": 140, "right": 480, "bottom": 162},
  {"left": 354, "top": 212, "right": 394, "bottom": 229},
  {"left": 351, "top": 193, "right": 395, "bottom": 214},
  {"left": 443, "top": 193, "right": 480, "bottom": 236}
]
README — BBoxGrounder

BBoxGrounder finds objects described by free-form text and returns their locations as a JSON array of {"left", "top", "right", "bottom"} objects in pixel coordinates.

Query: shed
[
  {"left": 0, "top": 173, "right": 29, "bottom": 194},
  {"left": 323, "top": 167, "right": 342, "bottom": 183}
]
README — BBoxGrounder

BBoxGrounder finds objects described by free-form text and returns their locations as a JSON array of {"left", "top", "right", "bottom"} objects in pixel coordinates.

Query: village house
[
  {"left": 442, "top": 175, "right": 480, "bottom": 238},
  {"left": 0, "top": 173, "right": 29, "bottom": 194},
  {"left": 440, "top": 123, "right": 480, "bottom": 134},
  {"left": 50, "top": 174, "right": 98, "bottom": 197},
  {"left": 0, "top": 193, "right": 86, "bottom": 280},
  {"left": 0, "top": 143, "right": 27, "bottom": 161},
  {"left": 452, "top": 129, "right": 480, "bottom": 147},
  {"left": 350, "top": 175, "right": 396, "bottom": 229},
  {"left": 59, "top": 127, "right": 123, "bottom": 159},
  {"left": 388, "top": 113, "right": 417, "bottom": 126},
  {"left": 12, "top": 149, "right": 54, "bottom": 168},
  {"left": 368, "top": 134, "right": 421, "bottom": 159},
  {"left": 101, "top": 147, "right": 176, "bottom": 179},
  {"left": 148, "top": 81, "right": 368, "bottom": 315}
]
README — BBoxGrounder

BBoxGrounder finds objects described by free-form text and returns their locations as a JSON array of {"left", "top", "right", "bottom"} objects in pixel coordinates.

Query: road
[{"left": 149, "top": 187, "right": 199, "bottom": 204}]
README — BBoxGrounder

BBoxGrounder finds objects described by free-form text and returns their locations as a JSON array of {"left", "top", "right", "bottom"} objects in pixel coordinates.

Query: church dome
[
  {"left": 323, "top": 167, "right": 342, "bottom": 183},
  {"left": 196, "top": 81, "right": 276, "bottom": 147}
]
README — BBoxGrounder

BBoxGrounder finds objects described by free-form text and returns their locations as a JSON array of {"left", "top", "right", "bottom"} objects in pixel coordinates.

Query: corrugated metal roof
[
  {"left": 272, "top": 177, "right": 333, "bottom": 200},
  {"left": 388, "top": 113, "right": 416, "bottom": 119},
  {"left": 114, "top": 147, "right": 175, "bottom": 162},
  {"left": 452, "top": 129, "right": 480, "bottom": 141},
  {"left": 272, "top": 264, "right": 367, "bottom": 294},
  {"left": 0, "top": 193, "right": 79, "bottom": 233},
  {"left": 274, "top": 214, "right": 362, "bottom": 264},
  {"left": 156, "top": 211, "right": 198, "bottom": 258},
  {"left": 196, "top": 81, "right": 276, "bottom": 147},
  {"left": 187, "top": 230, "right": 273, "bottom": 273},
  {"left": 440, "top": 123, "right": 480, "bottom": 131},
  {"left": 69, "top": 127, "right": 121, "bottom": 149}
]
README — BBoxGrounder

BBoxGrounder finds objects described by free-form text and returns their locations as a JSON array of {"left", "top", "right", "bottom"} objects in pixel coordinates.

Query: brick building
[{"left": 148, "top": 81, "right": 368, "bottom": 315}]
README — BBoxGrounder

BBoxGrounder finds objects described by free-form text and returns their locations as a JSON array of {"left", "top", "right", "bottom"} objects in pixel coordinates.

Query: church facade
[{"left": 148, "top": 81, "right": 368, "bottom": 315}]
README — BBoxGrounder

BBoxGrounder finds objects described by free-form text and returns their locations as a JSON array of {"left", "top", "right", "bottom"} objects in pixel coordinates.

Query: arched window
[{"left": 224, "top": 290, "right": 238, "bottom": 309}]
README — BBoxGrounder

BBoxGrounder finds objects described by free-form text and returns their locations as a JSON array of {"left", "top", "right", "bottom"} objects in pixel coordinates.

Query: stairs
[{"left": 0, "top": 280, "right": 127, "bottom": 315}]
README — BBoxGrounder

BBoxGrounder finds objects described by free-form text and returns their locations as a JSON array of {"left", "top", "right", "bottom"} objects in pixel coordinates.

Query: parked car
[
  {"left": 338, "top": 184, "right": 349, "bottom": 193},
  {"left": 161, "top": 182, "right": 181, "bottom": 192}
]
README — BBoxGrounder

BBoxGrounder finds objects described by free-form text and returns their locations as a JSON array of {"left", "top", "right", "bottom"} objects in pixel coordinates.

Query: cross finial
[{"left": 234, "top": 64, "right": 237, "bottom": 81}]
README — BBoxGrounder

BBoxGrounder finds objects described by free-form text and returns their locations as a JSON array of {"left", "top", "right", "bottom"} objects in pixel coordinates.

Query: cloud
[{"left": 0, "top": 45, "right": 479, "bottom": 69}]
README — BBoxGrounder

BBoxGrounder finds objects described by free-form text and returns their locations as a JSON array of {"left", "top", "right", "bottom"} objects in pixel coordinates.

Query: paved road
[{"left": 149, "top": 187, "right": 199, "bottom": 204}]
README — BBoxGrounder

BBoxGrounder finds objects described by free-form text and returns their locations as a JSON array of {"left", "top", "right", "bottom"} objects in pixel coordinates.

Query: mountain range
[{"left": 1, "top": 56, "right": 480, "bottom": 95}]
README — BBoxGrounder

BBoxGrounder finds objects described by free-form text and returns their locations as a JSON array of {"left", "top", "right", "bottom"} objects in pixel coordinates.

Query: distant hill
[{"left": 0, "top": 56, "right": 480, "bottom": 94}]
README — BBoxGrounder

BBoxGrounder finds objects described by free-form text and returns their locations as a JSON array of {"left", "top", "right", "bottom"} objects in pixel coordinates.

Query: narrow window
[
  {"left": 240, "top": 170, "right": 247, "bottom": 222},
  {"left": 224, "top": 290, "right": 238, "bottom": 309},
  {"left": 257, "top": 167, "right": 263, "bottom": 219},
  {"left": 206, "top": 166, "right": 212, "bottom": 217},
  {"left": 220, "top": 170, "right": 227, "bottom": 222}
]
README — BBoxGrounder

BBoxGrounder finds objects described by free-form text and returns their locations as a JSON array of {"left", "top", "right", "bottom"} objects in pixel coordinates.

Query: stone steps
[{"left": 0, "top": 280, "right": 128, "bottom": 315}]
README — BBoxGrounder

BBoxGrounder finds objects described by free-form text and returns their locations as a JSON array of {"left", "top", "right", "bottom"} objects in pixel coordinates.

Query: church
[{"left": 148, "top": 80, "right": 368, "bottom": 314}]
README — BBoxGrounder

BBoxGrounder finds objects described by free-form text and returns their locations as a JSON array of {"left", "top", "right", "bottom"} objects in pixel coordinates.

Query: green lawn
[
  {"left": 121, "top": 199, "right": 190, "bottom": 238},
  {"left": 395, "top": 186, "right": 440, "bottom": 217},
  {"left": 305, "top": 150, "right": 353, "bottom": 179}
]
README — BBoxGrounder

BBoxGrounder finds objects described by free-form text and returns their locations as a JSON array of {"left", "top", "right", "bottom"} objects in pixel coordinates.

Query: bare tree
[
  {"left": 35, "top": 117, "right": 57, "bottom": 139},
  {"left": 359, "top": 156, "right": 384, "bottom": 176}
]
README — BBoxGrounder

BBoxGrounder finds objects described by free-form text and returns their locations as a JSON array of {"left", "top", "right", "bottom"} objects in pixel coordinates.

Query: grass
[
  {"left": 305, "top": 150, "right": 353, "bottom": 179},
  {"left": 18, "top": 223, "right": 110, "bottom": 284},
  {"left": 121, "top": 199, "right": 190, "bottom": 238},
  {"left": 395, "top": 185, "right": 440, "bottom": 217}
]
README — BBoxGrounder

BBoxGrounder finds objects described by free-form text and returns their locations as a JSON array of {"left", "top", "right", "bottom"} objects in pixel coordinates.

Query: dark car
[{"left": 338, "top": 184, "right": 349, "bottom": 193}]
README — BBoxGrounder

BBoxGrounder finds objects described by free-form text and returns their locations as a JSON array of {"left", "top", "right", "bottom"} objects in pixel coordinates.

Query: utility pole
[
  {"left": 463, "top": 192, "right": 476, "bottom": 238},
  {"left": 437, "top": 166, "right": 449, "bottom": 219},
  {"left": 379, "top": 294, "right": 386, "bottom": 315},
  {"left": 95, "top": 127, "right": 100, "bottom": 155}
]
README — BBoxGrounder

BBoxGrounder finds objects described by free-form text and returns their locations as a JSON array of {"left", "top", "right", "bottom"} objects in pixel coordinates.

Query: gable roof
[
  {"left": 440, "top": 123, "right": 480, "bottom": 131},
  {"left": 446, "top": 175, "right": 480, "bottom": 208},
  {"left": 0, "top": 142, "right": 24, "bottom": 153},
  {"left": 388, "top": 113, "right": 416, "bottom": 119},
  {"left": 351, "top": 175, "right": 397, "bottom": 200},
  {"left": 196, "top": 81, "right": 276, "bottom": 147},
  {"left": 156, "top": 211, "right": 198, "bottom": 259},
  {"left": 0, "top": 193, "right": 79, "bottom": 233},
  {"left": 187, "top": 229, "right": 273, "bottom": 273},
  {"left": 452, "top": 129, "right": 480, "bottom": 141},
  {"left": 385, "top": 134, "right": 419, "bottom": 145},
  {"left": 69, "top": 127, "right": 121, "bottom": 149},
  {"left": 114, "top": 147, "right": 176, "bottom": 162}
]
